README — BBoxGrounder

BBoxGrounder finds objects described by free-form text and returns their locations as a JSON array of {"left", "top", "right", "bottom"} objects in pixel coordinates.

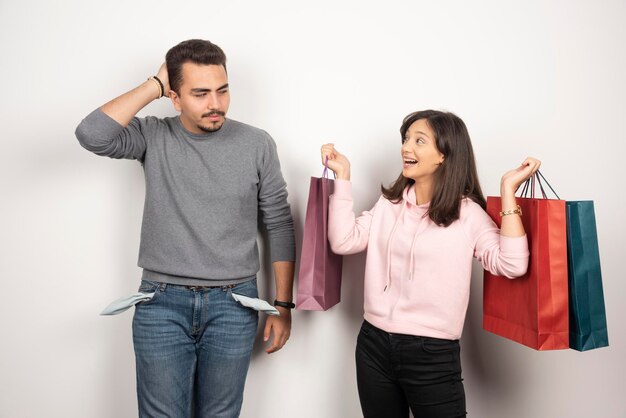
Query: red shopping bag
[
  {"left": 483, "top": 173, "right": 569, "bottom": 350},
  {"left": 296, "top": 166, "right": 343, "bottom": 311}
]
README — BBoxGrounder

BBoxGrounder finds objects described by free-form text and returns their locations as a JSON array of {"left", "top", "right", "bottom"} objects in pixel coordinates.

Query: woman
[{"left": 321, "top": 110, "right": 539, "bottom": 418}]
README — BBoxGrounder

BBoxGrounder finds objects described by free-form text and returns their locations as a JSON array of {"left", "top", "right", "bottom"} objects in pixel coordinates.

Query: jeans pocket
[
  {"left": 226, "top": 279, "right": 258, "bottom": 299},
  {"left": 138, "top": 280, "right": 160, "bottom": 293},
  {"left": 359, "top": 320, "right": 374, "bottom": 337},
  {"left": 226, "top": 279, "right": 261, "bottom": 313},
  {"left": 422, "top": 337, "right": 459, "bottom": 354},
  {"left": 134, "top": 280, "right": 163, "bottom": 307},
  {"left": 100, "top": 292, "right": 156, "bottom": 315},
  {"left": 230, "top": 293, "right": 279, "bottom": 316}
]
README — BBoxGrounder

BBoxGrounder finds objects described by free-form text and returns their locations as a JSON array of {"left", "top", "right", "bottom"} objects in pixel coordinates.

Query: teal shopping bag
[{"left": 566, "top": 201, "right": 609, "bottom": 351}]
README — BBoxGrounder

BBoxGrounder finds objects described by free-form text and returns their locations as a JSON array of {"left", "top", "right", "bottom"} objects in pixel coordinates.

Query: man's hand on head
[{"left": 156, "top": 62, "right": 171, "bottom": 97}]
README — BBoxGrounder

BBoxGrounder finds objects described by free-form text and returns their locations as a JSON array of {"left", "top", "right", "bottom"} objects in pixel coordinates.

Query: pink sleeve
[
  {"left": 465, "top": 202, "right": 530, "bottom": 279},
  {"left": 328, "top": 180, "right": 376, "bottom": 255}
]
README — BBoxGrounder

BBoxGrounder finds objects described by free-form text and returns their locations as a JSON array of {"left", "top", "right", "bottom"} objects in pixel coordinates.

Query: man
[{"left": 76, "top": 39, "right": 295, "bottom": 418}]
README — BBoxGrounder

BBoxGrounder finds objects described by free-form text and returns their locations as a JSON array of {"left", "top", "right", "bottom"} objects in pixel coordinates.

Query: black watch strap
[{"left": 274, "top": 300, "right": 295, "bottom": 309}]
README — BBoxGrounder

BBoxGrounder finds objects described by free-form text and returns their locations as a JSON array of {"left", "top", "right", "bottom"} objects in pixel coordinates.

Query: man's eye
[{"left": 194, "top": 93, "right": 207, "bottom": 97}]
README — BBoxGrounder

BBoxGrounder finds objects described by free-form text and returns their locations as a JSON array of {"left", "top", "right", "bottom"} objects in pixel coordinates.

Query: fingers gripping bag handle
[{"left": 322, "top": 156, "right": 336, "bottom": 180}]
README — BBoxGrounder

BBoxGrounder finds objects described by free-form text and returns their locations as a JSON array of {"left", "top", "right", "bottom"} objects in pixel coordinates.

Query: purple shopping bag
[{"left": 296, "top": 165, "right": 343, "bottom": 311}]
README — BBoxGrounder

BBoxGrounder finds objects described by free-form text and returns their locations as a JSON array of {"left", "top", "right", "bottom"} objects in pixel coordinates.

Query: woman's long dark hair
[{"left": 381, "top": 110, "right": 486, "bottom": 227}]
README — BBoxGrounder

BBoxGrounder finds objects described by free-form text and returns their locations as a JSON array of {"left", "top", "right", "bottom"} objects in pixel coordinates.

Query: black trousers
[{"left": 355, "top": 320, "right": 467, "bottom": 418}]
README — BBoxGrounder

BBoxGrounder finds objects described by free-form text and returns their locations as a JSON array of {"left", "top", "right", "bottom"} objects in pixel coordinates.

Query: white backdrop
[{"left": 1, "top": 1, "right": 625, "bottom": 417}]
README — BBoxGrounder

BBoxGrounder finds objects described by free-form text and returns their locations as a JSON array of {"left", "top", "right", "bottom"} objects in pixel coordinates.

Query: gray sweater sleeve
[
  {"left": 75, "top": 108, "right": 148, "bottom": 161},
  {"left": 258, "top": 134, "right": 296, "bottom": 263}
]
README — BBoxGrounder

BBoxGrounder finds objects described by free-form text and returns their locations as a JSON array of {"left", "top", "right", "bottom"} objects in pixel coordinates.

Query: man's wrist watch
[{"left": 274, "top": 300, "right": 295, "bottom": 309}]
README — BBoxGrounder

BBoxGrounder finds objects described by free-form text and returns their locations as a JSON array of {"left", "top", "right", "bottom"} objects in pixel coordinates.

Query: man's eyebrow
[{"left": 190, "top": 83, "right": 229, "bottom": 93}]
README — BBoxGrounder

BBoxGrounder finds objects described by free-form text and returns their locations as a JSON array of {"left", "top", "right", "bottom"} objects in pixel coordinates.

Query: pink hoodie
[{"left": 328, "top": 179, "right": 529, "bottom": 340}]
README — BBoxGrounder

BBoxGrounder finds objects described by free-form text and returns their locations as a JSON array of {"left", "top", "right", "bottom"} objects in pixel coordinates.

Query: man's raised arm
[{"left": 75, "top": 64, "right": 170, "bottom": 160}]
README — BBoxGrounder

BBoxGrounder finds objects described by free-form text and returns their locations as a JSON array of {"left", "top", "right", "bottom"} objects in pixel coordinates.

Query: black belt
[{"left": 183, "top": 284, "right": 235, "bottom": 291}]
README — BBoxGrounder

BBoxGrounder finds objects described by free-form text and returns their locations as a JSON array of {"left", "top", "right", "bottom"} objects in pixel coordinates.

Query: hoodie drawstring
[
  {"left": 408, "top": 218, "right": 429, "bottom": 281},
  {"left": 385, "top": 193, "right": 430, "bottom": 291},
  {"left": 384, "top": 199, "right": 406, "bottom": 292}
]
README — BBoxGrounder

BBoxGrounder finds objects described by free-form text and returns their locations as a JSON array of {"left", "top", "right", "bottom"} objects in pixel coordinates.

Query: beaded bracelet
[{"left": 147, "top": 76, "right": 164, "bottom": 98}]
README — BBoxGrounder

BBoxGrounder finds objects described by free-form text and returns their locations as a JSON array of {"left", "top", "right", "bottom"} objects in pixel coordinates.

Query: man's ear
[{"left": 169, "top": 90, "right": 181, "bottom": 112}]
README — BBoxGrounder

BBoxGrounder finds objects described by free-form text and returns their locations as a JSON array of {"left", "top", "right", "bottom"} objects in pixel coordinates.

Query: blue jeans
[
  {"left": 132, "top": 279, "right": 259, "bottom": 418},
  {"left": 355, "top": 320, "right": 466, "bottom": 418}
]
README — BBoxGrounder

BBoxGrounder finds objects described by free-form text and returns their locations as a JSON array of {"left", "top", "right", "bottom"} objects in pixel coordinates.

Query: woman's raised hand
[
  {"left": 321, "top": 143, "right": 351, "bottom": 180},
  {"left": 501, "top": 157, "right": 541, "bottom": 195}
]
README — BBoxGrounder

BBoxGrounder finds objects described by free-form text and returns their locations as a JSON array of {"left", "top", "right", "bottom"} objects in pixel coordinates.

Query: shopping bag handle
[
  {"left": 520, "top": 170, "right": 560, "bottom": 200},
  {"left": 322, "top": 156, "right": 336, "bottom": 180}
]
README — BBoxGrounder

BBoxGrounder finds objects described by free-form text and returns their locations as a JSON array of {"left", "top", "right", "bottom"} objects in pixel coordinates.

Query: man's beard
[
  {"left": 198, "top": 111, "right": 226, "bottom": 133},
  {"left": 197, "top": 122, "right": 223, "bottom": 133}
]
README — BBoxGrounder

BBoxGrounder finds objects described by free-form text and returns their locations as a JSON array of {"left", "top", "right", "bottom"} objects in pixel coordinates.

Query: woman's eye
[
  {"left": 417, "top": 138, "right": 425, "bottom": 144},
  {"left": 402, "top": 137, "right": 409, "bottom": 144}
]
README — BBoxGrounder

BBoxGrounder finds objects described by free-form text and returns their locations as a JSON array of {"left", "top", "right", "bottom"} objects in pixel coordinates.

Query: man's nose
[{"left": 208, "top": 92, "right": 220, "bottom": 109}]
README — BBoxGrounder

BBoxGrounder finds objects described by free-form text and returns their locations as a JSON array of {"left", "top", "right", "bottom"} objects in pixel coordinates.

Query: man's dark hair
[
  {"left": 166, "top": 39, "right": 227, "bottom": 94},
  {"left": 381, "top": 110, "right": 486, "bottom": 227}
]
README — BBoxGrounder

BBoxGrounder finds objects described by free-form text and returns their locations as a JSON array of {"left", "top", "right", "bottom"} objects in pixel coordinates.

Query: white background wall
[{"left": 1, "top": 0, "right": 625, "bottom": 417}]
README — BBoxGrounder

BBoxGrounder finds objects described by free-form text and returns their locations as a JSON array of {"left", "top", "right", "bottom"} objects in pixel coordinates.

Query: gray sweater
[{"left": 76, "top": 109, "right": 295, "bottom": 286}]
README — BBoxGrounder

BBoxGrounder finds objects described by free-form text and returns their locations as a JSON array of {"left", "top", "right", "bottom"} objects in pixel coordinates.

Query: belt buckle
[{"left": 185, "top": 285, "right": 210, "bottom": 291}]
